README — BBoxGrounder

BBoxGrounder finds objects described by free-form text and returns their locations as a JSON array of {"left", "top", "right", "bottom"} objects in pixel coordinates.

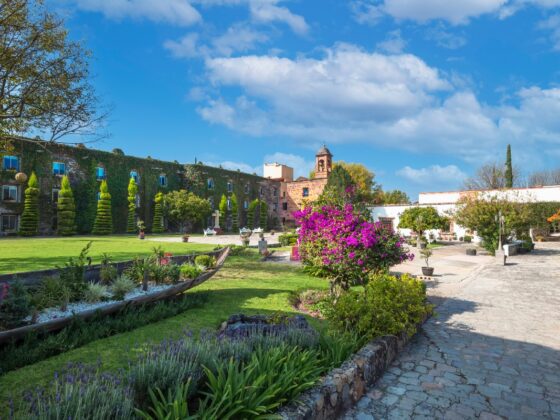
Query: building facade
[
  {"left": 371, "top": 185, "right": 560, "bottom": 241},
  {"left": 264, "top": 146, "right": 332, "bottom": 227},
  {"left": 0, "top": 139, "right": 282, "bottom": 235}
]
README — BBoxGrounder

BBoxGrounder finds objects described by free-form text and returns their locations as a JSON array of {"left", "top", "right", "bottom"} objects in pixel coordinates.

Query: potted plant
[
  {"left": 420, "top": 248, "right": 434, "bottom": 276},
  {"left": 182, "top": 233, "right": 190, "bottom": 243},
  {"left": 137, "top": 220, "right": 146, "bottom": 240}
]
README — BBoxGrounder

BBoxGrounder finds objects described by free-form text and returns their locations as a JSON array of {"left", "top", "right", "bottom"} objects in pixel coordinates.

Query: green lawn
[
  {"left": 0, "top": 252, "right": 328, "bottom": 409},
  {"left": 0, "top": 235, "right": 216, "bottom": 274}
]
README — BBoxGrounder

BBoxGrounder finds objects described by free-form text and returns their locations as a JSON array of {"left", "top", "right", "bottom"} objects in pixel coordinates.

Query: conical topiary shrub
[
  {"left": 152, "top": 192, "right": 164, "bottom": 233},
  {"left": 231, "top": 193, "right": 239, "bottom": 232},
  {"left": 57, "top": 175, "right": 77, "bottom": 236},
  {"left": 92, "top": 180, "right": 113, "bottom": 235},
  {"left": 19, "top": 172, "right": 39, "bottom": 236},
  {"left": 126, "top": 177, "right": 138, "bottom": 234}
]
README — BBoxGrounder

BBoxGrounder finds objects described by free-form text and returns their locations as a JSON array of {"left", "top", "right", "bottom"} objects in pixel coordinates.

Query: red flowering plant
[{"left": 294, "top": 204, "right": 414, "bottom": 296}]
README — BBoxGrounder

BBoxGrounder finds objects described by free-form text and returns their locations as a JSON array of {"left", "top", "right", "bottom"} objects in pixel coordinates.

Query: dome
[{"left": 316, "top": 144, "right": 332, "bottom": 156}]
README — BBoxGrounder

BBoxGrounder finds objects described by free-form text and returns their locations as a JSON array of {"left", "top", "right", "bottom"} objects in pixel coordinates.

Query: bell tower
[{"left": 315, "top": 145, "right": 332, "bottom": 179}]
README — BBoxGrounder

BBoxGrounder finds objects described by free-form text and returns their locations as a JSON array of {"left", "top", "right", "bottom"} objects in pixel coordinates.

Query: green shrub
[
  {"left": 326, "top": 273, "right": 432, "bottom": 341},
  {"left": 0, "top": 294, "right": 209, "bottom": 375},
  {"left": 279, "top": 232, "right": 299, "bottom": 246},
  {"left": 92, "top": 180, "right": 113, "bottom": 235},
  {"left": 180, "top": 263, "right": 202, "bottom": 279},
  {"left": 57, "top": 242, "right": 91, "bottom": 301},
  {"left": 57, "top": 175, "right": 77, "bottom": 236},
  {"left": 152, "top": 192, "right": 164, "bottom": 233},
  {"left": 135, "top": 381, "right": 193, "bottom": 420},
  {"left": 227, "top": 245, "right": 249, "bottom": 256},
  {"left": 99, "top": 264, "right": 118, "bottom": 284},
  {"left": 19, "top": 171, "right": 39, "bottom": 236},
  {"left": 0, "top": 280, "right": 31, "bottom": 329},
  {"left": 111, "top": 275, "right": 136, "bottom": 300},
  {"left": 124, "top": 257, "right": 153, "bottom": 283},
  {"left": 464, "top": 235, "right": 472, "bottom": 243},
  {"left": 127, "top": 177, "right": 138, "bottom": 234},
  {"left": 194, "top": 255, "right": 216, "bottom": 269},
  {"left": 317, "top": 330, "right": 362, "bottom": 370},
  {"left": 33, "top": 277, "right": 71, "bottom": 310},
  {"left": 84, "top": 282, "right": 109, "bottom": 303}
]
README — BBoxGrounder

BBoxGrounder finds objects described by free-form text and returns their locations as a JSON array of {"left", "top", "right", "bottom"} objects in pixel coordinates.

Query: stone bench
[{"left": 203, "top": 228, "right": 217, "bottom": 236}]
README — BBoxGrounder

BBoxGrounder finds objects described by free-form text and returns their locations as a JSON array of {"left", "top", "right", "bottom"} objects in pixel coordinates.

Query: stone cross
[{"left": 212, "top": 210, "right": 221, "bottom": 229}]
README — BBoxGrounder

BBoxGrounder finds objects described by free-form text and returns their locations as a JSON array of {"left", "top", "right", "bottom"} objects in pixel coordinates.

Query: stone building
[
  {"left": 0, "top": 139, "right": 281, "bottom": 235},
  {"left": 264, "top": 145, "right": 333, "bottom": 227}
]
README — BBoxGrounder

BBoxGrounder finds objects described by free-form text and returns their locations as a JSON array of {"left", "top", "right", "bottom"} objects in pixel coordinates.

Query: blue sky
[{"left": 52, "top": 0, "right": 560, "bottom": 199}]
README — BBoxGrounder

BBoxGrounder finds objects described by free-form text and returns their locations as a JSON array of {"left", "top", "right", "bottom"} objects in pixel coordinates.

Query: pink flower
[{"left": 348, "top": 252, "right": 356, "bottom": 259}]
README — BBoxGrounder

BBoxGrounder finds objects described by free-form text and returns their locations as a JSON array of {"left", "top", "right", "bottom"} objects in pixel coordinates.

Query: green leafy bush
[
  {"left": 99, "top": 264, "right": 118, "bottom": 284},
  {"left": 92, "top": 180, "right": 113, "bottom": 235},
  {"left": 57, "top": 242, "right": 91, "bottom": 301},
  {"left": 135, "top": 381, "right": 193, "bottom": 420},
  {"left": 180, "top": 263, "right": 202, "bottom": 280},
  {"left": 279, "top": 232, "right": 298, "bottom": 246},
  {"left": 111, "top": 275, "right": 136, "bottom": 300},
  {"left": 84, "top": 282, "right": 109, "bottom": 303},
  {"left": 0, "top": 294, "right": 208, "bottom": 375},
  {"left": 57, "top": 175, "right": 77, "bottom": 236},
  {"left": 317, "top": 330, "right": 362, "bottom": 370},
  {"left": 152, "top": 192, "right": 164, "bottom": 233},
  {"left": 19, "top": 171, "right": 39, "bottom": 236},
  {"left": 194, "top": 255, "right": 216, "bottom": 269},
  {"left": 0, "top": 280, "right": 31, "bottom": 329},
  {"left": 226, "top": 245, "right": 249, "bottom": 256},
  {"left": 326, "top": 273, "right": 432, "bottom": 341},
  {"left": 464, "top": 235, "right": 472, "bottom": 243},
  {"left": 33, "top": 277, "right": 71, "bottom": 309}
]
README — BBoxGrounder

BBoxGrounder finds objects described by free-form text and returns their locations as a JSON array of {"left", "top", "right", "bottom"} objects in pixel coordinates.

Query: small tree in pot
[{"left": 420, "top": 248, "right": 434, "bottom": 276}]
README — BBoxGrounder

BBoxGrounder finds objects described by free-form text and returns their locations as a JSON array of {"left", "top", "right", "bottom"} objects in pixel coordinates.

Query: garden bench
[
  {"left": 203, "top": 228, "right": 217, "bottom": 236},
  {"left": 252, "top": 228, "right": 264, "bottom": 234}
]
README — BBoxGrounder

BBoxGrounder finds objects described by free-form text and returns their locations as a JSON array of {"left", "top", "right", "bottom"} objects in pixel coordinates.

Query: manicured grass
[
  {"left": 0, "top": 235, "right": 216, "bottom": 274},
  {"left": 0, "top": 252, "right": 328, "bottom": 409}
]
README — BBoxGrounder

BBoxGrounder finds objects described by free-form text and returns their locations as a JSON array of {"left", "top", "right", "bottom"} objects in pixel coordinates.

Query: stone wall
[
  {"left": 277, "top": 323, "right": 426, "bottom": 419},
  {"left": 281, "top": 178, "right": 327, "bottom": 226}
]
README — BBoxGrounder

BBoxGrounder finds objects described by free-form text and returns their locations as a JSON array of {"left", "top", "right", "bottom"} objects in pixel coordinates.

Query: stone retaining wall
[
  {"left": 278, "top": 322, "right": 426, "bottom": 419},
  {"left": 0, "top": 249, "right": 224, "bottom": 287}
]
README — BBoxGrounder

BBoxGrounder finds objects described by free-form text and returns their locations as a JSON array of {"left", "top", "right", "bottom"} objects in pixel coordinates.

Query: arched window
[
  {"left": 318, "top": 159, "right": 325, "bottom": 172},
  {"left": 207, "top": 178, "right": 215, "bottom": 190},
  {"left": 227, "top": 181, "right": 233, "bottom": 192},
  {"left": 159, "top": 174, "right": 167, "bottom": 187},
  {"left": 130, "top": 170, "right": 139, "bottom": 183},
  {"left": 96, "top": 165, "right": 106, "bottom": 181}
]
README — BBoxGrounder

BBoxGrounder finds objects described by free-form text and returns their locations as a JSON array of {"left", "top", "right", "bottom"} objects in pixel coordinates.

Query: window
[
  {"left": 52, "top": 189, "right": 60, "bottom": 203},
  {"left": 282, "top": 202, "right": 288, "bottom": 211},
  {"left": 302, "top": 187, "right": 309, "bottom": 197},
  {"left": 159, "top": 174, "right": 167, "bottom": 187},
  {"left": 208, "top": 196, "right": 214, "bottom": 209},
  {"left": 282, "top": 191, "right": 286, "bottom": 198},
  {"left": 227, "top": 182, "right": 233, "bottom": 193},
  {"left": 259, "top": 187, "right": 264, "bottom": 196},
  {"left": 273, "top": 187, "right": 278, "bottom": 197},
  {"left": 379, "top": 217, "right": 394, "bottom": 232},
  {"left": 2, "top": 155, "right": 19, "bottom": 171},
  {"left": 130, "top": 170, "right": 139, "bottom": 183},
  {"left": 1, "top": 215, "right": 18, "bottom": 232},
  {"left": 52, "top": 162, "right": 66, "bottom": 176},
  {"left": 2, "top": 185, "right": 17, "bottom": 202},
  {"left": 97, "top": 191, "right": 101, "bottom": 201},
  {"left": 135, "top": 193, "right": 140, "bottom": 207},
  {"left": 244, "top": 183, "right": 250, "bottom": 194},
  {"left": 273, "top": 203, "right": 278, "bottom": 211},
  {"left": 207, "top": 178, "right": 215, "bottom": 190},
  {"left": 243, "top": 200, "right": 249, "bottom": 210},
  {"left": 227, "top": 198, "right": 232, "bottom": 210},
  {"left": 96, "top": 166, "right": 106, "bottom": 181}
]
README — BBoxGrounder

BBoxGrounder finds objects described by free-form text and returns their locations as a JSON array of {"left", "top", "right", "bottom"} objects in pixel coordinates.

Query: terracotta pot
[
  {"left": 182, "top": 236, "right": 189, "bottom": 243},
  {"left": 421, "top": 266, "right": 434, "bottom": 276},
  {"left": 138, "top": 232, "right": 145, "bottom": 240}
]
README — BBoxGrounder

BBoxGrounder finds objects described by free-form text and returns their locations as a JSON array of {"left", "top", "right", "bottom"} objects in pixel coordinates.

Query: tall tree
[
  {"left": 381, "top": 190, "right": 410, "bottom": 204},
  {"left": 230, "top": 193, "right": 239, "bottom": 232},
  {"left": 126, "top": 177, "right": 137, "bottom": 233},
  {"left": 92, "top": 180, "right": 112, "bottom": 235},
  {"left": 505, "top": 144, "right": 513, "bottom": 188},
  {"left": 57, "top": 175, "right": 76, "bottom": 236},
  {"left": 318, "top": 165, "right": 355, "bottom": 207},
  {"left": 334, "top": 161, "right": 381, "bottom": 202},
  {"left": 463, "top": 162, "right": 519, "bottom": 190},
  {"left": 19, "top": 171, "right": 39, "bottom": 236},
  {"left": 152, "top": 192, "right": 164, "bottom": 233},
  {"left": 0, "top": 0, "right": 107, "bottom": 146},
  {"left": 161, "top": 190, "right": 211, "bottom": 232}
]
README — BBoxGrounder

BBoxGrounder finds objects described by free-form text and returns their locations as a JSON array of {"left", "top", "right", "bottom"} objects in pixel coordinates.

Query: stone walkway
[{"left": 344, "top": 244, "right": 560, "bottom": 420}]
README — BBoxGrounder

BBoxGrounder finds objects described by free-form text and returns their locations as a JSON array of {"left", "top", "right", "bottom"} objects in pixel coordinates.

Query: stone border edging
[{"left": 278, "top": 316, "right": 429, "bottom": 419}]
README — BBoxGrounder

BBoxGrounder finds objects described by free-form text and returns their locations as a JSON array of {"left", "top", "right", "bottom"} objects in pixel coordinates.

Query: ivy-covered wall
[{"left": 1, "top": 140, "right": 281, "bottom": 235}]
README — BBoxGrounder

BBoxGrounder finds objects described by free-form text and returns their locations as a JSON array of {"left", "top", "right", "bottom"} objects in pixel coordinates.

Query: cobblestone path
[{"left": 344, "top": 245, "right": 560, "bottom": 420}]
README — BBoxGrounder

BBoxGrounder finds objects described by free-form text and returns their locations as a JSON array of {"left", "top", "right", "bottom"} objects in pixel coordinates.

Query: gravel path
[{"left": 343, "top": 243, "right": 560, "bottom": 420}]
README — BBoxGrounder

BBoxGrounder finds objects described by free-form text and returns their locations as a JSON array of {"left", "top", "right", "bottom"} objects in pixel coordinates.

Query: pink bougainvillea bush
[{"left": 294, "top": 204, "right": 413, "bottom": 294}]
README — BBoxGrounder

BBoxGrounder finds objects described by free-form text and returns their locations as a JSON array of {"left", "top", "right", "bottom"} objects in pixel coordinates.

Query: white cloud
[
  {"left": 195, "top": 44, "right": 560, "bottom": 169},
  {"left": 164, "top": 25, "right": 269, "bottom": 58},
  {"left": 376, "top": 30, "right": 406, "bottom": 53},
  {"left": 397, "top": 165, "right": 468, "bottom": 186},
  {"left": 263, "top": 152, "right": 314, "bottom": 178},
  {"left": 70, "top": 0, "right": 201, "bottom": 25},
  {"left": 351, "top": 0, "right": 560, "bottom": 25},
  {"left": 425, "top": 26, "right": 468, "bottom": 49},
  {"left": 249, "top": 0, "right": 309, "bottom": 35},
  {"left": 538, "top": 14, "right": 560, "bottom": 51}
]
